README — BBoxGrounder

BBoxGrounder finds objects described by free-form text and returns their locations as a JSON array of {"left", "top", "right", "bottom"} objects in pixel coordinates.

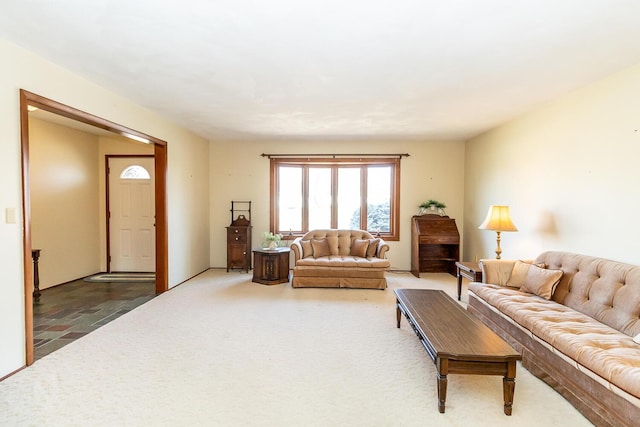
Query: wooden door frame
[
  {"left": 19, "top": 89, "right": 169, "bottom": 366},
  {"left": 106, "top": 154, "right": 155, "bottom": 273}
]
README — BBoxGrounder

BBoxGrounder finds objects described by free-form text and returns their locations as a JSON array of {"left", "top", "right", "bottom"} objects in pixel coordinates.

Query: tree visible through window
[{"left": 270, "top": 157, "right": 400, "bottom": 240}]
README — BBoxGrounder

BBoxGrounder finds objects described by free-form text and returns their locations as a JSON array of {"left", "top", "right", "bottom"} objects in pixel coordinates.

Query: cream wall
[
  {"left": 29, "top": 118, "right": 101, "bottom": 289},
  {"left": 0, "top": 38, "right": 209, "bottom": 377},
  {"left": 465, "top": 62, "right": 640, "bottom": 264},
  {"left": 209, "top": 139, "right": 465, "bottom": 271}
]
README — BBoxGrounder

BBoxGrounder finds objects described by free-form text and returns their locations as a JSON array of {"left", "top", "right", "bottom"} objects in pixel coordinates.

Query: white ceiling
[{"left": 3, "top": 0, "right": 640, "bottom": 141}]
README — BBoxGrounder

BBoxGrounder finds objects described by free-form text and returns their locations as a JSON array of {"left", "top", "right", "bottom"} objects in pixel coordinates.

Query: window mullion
[
  {"left": 302, "top": 165, "right": 309, "bottom": 232},
  {"left": 331, "top": 166, "right": 339, "bottom": 229},
  {"left": 360, "top": 166, "right": 367, "bottom": 231}
]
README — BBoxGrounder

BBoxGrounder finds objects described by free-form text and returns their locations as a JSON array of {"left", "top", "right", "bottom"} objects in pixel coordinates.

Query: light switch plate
[{"left": 6, "top": 207, "right": 16, "bottom": 224}]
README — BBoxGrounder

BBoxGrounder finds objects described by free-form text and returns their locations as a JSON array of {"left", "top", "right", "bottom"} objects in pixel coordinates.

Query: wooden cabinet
[
  {"left": 227, "top": 202, "right": 252, "bottom": 273},
  {"left": 252, "top": 248, "right": 290, "bottom": 285},
  {"left": 411, "top": 214, "right": 460, "bottom": 277},
  {"left": 227, "top": 218, "right": 252, "bottom": 272}
]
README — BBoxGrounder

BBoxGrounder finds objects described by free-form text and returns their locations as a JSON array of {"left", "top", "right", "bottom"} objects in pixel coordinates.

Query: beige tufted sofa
[
  {"left": 290, "top": 229, "right": 390, "bottom": 289},
  {"left": 467, "top": 251, "right": 640, "bottom": 427}
]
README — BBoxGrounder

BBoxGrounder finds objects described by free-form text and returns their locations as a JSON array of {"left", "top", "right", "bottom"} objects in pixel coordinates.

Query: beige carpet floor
[{"left": 0, "top": 269, "right": 592, "bottom": 426}]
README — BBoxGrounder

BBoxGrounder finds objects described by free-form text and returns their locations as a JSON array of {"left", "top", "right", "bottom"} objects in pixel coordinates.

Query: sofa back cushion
[
  {"left": 301, "top": 229, "right": 375, "bottom": 256},
  {"left": 536, "top": 251, "right": 640, "bottom": 336}
]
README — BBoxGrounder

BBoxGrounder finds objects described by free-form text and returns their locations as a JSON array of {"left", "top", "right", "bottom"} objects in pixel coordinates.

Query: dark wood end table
[
  {"left": 455, "top": 261, "right": 482, "bottom": 301},
  {"left": 395, "top": 289, "right": 521, "bottom": 415},
  {"left": 252, "top": 247, "right": 290, "bottom": 285}
]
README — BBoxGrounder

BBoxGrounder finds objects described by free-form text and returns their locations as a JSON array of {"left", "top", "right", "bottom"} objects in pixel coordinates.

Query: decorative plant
[
  {"left": 262, "top": 231, "right": 283, "bottom": 248},
  {"left": 420, "top": 199, "right": 447, "bottom": 209}
]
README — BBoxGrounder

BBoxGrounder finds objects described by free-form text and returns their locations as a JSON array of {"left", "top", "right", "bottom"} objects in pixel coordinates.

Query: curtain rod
[{"left": 261, "top": 153, "right": 410, "bottom": 159}]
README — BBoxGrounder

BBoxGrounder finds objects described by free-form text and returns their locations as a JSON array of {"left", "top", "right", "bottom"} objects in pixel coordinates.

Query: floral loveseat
[
  {"left": 467, "top": 251, "right": 640, "bottom": 427},
  {"left": 290, "top": 229, "right": 390, "bottom": 289}
]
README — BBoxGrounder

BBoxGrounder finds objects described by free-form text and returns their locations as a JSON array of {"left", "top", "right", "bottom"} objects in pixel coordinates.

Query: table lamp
[{"left": 478, "top": 205, "right": 518, "bottom": 259}]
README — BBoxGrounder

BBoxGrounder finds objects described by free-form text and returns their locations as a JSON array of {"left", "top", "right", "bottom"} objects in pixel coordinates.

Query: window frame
[{"left": 269, "top": 157, "right": 400, "bottom": 241}]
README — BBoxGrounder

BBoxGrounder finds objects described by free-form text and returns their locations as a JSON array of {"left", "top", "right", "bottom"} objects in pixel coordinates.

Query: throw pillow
[
  {"left": 507, "top": 261, "right": 534, "bottom": 288},
  {"left": 311, "top": 238, "right": 331, "bottom": 258},
  {"left": 634, "top": 333, "right": 640, "bottom": 345},
  {"left": 519, "top": 264, "right": 563, "bottom": 300},
  {"left": 350, "top": 239, "right": 369, "bottom": 258},
  {"left": 366, "top": 238, "right": 380, "bottom": 257},
  {"left": 506, "top": 260, "right": 546, "bottom": 288},
  {"left": 301, "top": 240, "right": 313, "bottom": 258}
]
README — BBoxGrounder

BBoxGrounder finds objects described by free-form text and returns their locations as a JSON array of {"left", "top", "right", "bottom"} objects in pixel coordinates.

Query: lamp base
[{"left": 494, "top": 231, "right": 502, "bottom": 259}]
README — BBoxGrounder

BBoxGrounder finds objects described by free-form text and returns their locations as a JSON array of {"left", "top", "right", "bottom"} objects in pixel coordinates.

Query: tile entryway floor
[{"left": 33, "top": 278, "right": 156, "bottom": 360}]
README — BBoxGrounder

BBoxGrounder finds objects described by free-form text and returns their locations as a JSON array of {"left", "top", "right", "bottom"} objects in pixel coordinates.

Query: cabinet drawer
[
  {"left": 419, "top": 236, "right": 459, "bottom": 244},
  {"left": 227, "top": 233, "right": 247, "bottom": 244}
]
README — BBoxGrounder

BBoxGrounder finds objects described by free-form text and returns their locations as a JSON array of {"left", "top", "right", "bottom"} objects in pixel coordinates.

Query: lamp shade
[{"left": 478, "top": 205, "right": 518, "bottom": 232}]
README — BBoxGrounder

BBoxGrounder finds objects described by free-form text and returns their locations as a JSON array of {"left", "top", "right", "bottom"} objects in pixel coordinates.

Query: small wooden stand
[
  {"left": 32, "top": 249, "right": 42, "bottom": 302},
  {"left": 252, "top": 248, "right": 290, "bottom": 285},
  {"left": 455, "top": 261, "right": 482, "bottom": 301}
]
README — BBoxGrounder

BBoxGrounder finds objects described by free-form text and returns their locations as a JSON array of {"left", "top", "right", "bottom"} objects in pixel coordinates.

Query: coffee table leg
[
  {"left": 457, "top": 270, "right": 462, "bottom": 301},
  {"left": 437, "top": 358, "right": 448, "bottom": 413},
  {"left": 396, "top": 302, "right": 401, "bottom": 328},
  {"left": 502, "top": 361, "right": 517, "bottom": 415}
]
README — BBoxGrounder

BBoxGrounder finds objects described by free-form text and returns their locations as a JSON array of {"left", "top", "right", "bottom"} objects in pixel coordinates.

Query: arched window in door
[{"left": 120, "top": 165, "right": 151, "bottom": 180}]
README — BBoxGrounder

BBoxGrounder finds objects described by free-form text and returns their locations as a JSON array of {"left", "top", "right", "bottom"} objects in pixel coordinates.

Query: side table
[
  {"left": 455, "top": 261, "right": 482, "bottom": 301},
  {"left": 252, "top": 247, "right": 290, "bottom": 285}
]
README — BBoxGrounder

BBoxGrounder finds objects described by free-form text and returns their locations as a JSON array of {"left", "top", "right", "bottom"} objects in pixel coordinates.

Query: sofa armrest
[
  {"left": 291, "top": 238, "right": 303, "bottom": 263},
  {"left": 479, "top": 259, "right": 517, "bottom": 286},
  {"left": 376, "top": 238, "right": 390, "bottom": 259}
]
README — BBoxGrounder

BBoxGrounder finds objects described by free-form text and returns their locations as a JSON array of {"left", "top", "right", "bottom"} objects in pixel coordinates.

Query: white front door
[{"left": 108, "top": 157, "right": 155, "bottom": 272}]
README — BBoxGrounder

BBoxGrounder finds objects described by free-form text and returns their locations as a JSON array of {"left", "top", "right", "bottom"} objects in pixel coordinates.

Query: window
[
  {"left": 120, "top": 165, "right": 151, "bottom": 180},
  {"left": 270, "top": 157, "right": 400, "bottom": 240}
]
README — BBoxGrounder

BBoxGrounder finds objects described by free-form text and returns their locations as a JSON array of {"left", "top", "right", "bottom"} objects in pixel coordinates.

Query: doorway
[
  {"left": 107, "top": 156, "right": 156, "bottom": 273},
  {"left": 20, "top": 89, "right": 169, "bottom": 366}
]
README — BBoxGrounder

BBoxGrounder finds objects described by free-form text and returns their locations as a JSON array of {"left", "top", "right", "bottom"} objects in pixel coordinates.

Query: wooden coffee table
[{"left": 395, "top": 289, "right": 521, "bottom": 415}]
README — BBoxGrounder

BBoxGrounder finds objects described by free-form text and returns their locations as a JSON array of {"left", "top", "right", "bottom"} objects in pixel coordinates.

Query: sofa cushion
[
  {"left": 327, "top": 235, "right": 341, "bottom": 255},
  {"left": 480, "top": 259, "right": 518, "bottom": 287},
  {"left": 296, "top": 255, "right": 390, "bottom": 269},
  {"left": 519, "top": 264, "right": 563, "bottom": 299},
  {"left": 366, "top": 238, "right": 380, "bottom": 257},
  {"left": 350, "top": 239, "right": 369, "bottom": 258},
  {"left": 295, "top": 230, "right": 390, "bottom": 261},
  {"left": 311, "top": 238, "right": 331, "bottom": 258},
  {"left": 536, "top": 251, "right": 640, "bottom": 336},
  {"left": 301, "top": 240, "right": 314, "bottom": 258},
  {"left": 469, "top": 282, "right": 640, "bottom": 400}
]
